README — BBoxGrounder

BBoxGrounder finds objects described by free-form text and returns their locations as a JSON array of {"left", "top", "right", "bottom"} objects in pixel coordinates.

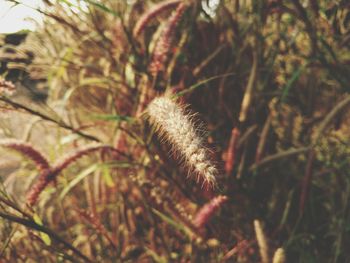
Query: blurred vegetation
[{"left": 0, "top": 0, "right": 350, "bottom": 262}]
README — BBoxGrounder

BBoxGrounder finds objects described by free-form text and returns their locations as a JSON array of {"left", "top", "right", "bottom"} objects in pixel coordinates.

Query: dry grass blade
[
  {"left": 239, "top": 49, "right": 258, "bottom": 123},
  {"left": 254, "top": 220, "right": 269, "bottom": 263}
]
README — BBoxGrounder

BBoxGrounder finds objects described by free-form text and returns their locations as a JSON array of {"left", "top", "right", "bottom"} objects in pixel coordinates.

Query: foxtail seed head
[
  {"left": 0, "top": 139, "right": 50, "bottom": 172},
  {"left": 147, "top": 96, "right": 218, "bottom": 187},
  {"left": 133, "top": 0, "right": 181, "bottom": 37},
  {"left": 149, "top": 3, "right": 188, "bottom": 76},
  {"left": 193, "top": 195, "right": 228, "bottom": 228}
]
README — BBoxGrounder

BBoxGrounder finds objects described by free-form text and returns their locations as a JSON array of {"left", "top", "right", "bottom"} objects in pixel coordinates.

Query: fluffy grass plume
[
  {"left": 147, "top": 96, "right": 218, "bottom": 187},
  {"left": 193, "top": 195, "right": 227, "bottom": 228}
]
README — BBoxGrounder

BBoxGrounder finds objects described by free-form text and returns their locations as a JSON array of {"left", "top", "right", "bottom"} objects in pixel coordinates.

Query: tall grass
[{"left": 0, "top": 0, "right": 350, "bottom": 262}]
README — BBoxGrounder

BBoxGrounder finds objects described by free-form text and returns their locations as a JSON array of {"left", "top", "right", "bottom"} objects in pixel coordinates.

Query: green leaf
[
  {"left": 102, "top": 165, "right": 115, "bottom": 187},
  {"left": 82, "top": 0, "right": 120, "bottom": 17},
  {"left": 59, "top": 164, "right": 99, "bottom": 200},
  {"left": 174, "top": 72, "right": 235, "bottom": 98},
  {"left": 102, "top": 161, "right": 135, "bottom": 169},
  {"left": 281, "top": 64, "right": 307, "bottom": 103},
  {"left": 151, "top": 208, "right": 193, "bottom": 239},
  {"left": 92, "top": 114, "right": 135, "bottom": 123},
  {"left": 33, "top": 213, "right": 52, "bottom": 246}
]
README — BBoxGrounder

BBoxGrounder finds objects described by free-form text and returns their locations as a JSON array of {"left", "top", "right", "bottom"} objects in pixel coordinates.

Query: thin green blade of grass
[
  {"left": 101, "top": 161, "right": 136, "bottom": 169},
  {"left": 59, "top": 164, "right": 99, "bottom": 200},
  {"left": 151, "top": 208, "right": 192, "bottom": 239},
  {"left": 174, "top": 72, "right": 236, "bottom": 98},
  {"left": 92, "top": 114, "right": 135, "bottom": 123},
  {"left": 0, "top": 226, "right": 17, "bottom": 257},
  {"left": 82, "top": 0, "right": 120, "bottom": 17},
  {"left": 101, "top": 165, "right": 114, "bottom": 187},
  {"left": 33, "top": 213, "right": 52, "bottom": 246},
  {"left": 281, "top": 64, "right": 307, "bottom": 103}
]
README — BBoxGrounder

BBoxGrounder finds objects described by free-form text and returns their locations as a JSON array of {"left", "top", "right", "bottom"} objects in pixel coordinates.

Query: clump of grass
[{"left": 0, "top": 0, "right": 350, "bottom": 261}]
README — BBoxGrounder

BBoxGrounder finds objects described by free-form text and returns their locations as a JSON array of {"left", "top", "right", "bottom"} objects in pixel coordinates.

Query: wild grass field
[{"left": 0, "top": 0, "right": 350, "bottom": 262}]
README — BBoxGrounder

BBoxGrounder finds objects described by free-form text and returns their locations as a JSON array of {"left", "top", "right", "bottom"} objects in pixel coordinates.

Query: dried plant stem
[
  {"left": 193, "top": 44, "right": 226, "bottom": 77},
  {"left": 225, "top": 127, "right": 240, "bottom": 175},
  {"left": 147, "top": 96, "right": 218, "bottom": 187},
  {"left": 239, "top": 49, "right": 258, "bottom": 123},
  {"left": 272, "top": 248, "right": 286, "bottom": 263},
  {"left": 299, "top": 149, "right": 315, "bottom": 216},
  {"left": 249, "top": 147, "right": 309, "bottom": 171},
  {"left": 312, "top": 95, "right": 350, "bottom": 146},
  {"left": 254, "top": 220, "right": 269, "bottom": 263},
  {"left": 136, "top": 75, "right": 157, "bottom": 117},
  {"left": 255, "top": 115, "right": 271, "bottom": 164},
  {"left": 237, "top": 125, "right": 258, "bottom": 148},
  {"left": 236, "top": 142, "right": 247, "bottom": 179},
  {"left": 77, "top": 209, "right": 117, "bottom": 249}
]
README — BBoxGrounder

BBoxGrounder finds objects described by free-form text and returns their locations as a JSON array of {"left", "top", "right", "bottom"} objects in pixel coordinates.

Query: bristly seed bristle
[{"left": 146, "top": 96, "right": 218, "bottom": 187}]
